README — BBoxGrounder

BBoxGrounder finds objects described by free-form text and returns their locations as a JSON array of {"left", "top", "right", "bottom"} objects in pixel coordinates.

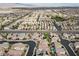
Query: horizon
[{"left": 0, "top": 3, "right": 79, "bottom": 8}]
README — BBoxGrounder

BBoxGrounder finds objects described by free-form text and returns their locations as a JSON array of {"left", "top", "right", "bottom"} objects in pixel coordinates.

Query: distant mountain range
[{"left": 0, "top": 3, "right": 79, "bottom": 8}]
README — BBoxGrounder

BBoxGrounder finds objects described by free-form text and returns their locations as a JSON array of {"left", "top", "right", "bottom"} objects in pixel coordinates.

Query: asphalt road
[
  {"left": 0, "top": 41, "right": 36, "bottom": 56},
  {"left": 53, "top": 22, "right": 76, "bottom": 56},
  {"left": 1, "top": 30, "right": 79, "bottom": 33},
  {"left": 26, "top": 41, "right": 36, "bottom": 56}
]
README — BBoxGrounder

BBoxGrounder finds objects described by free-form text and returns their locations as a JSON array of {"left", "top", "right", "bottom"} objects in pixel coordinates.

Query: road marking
[{"left": 69, "top": 43, "right": 77, "bottom": 56}]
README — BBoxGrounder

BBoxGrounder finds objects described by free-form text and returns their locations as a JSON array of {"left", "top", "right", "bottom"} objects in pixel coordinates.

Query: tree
[{"left": 51, "top": 15, "right": 65, "bottom": 21}]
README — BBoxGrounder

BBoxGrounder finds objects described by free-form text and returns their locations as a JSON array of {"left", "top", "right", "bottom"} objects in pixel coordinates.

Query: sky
[{"left": 0, "top": 3, "right": 79, "bottom": 8}]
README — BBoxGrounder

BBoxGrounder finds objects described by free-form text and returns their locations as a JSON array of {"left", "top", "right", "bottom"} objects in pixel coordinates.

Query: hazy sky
[{"left": 0, "top": 3, "right": 79, "bottom": 8}]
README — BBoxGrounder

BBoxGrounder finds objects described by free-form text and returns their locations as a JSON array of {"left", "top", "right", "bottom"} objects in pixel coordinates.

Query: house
[
  {"left": 74, "top": 42, "right": 79, "bottom": 50},
  {"left": 0, "top": 35, "right": 3, "bottom": 40},
  {"left": 56, "top": 48, "right": 66, "bottom": 56}
]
